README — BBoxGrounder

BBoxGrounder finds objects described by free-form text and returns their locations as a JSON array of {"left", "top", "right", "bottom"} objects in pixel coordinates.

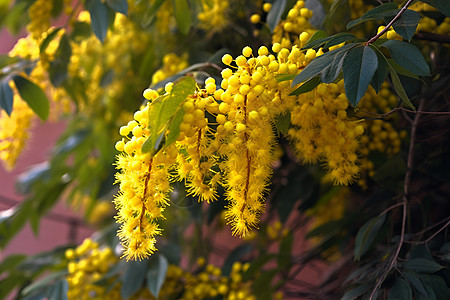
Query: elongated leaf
[
  {"left": 39, "top": 27, "right": 62, "bottom": 54},
  {"left": 47, "top": 279, "right": 69, "bottom": 300},
  {"left": 324, "top": 33, "right": 356, "bottom": 50},
  {"left": 404, "top": 272, "right": 428, "bottom": 298},
  {"left": 172, "top": 0, "right": 191, "bottom": 35},
  {"left": 343, "top": 45, "right": 378, "bottom": 107},
  {"left": 267, "top": 0, "right": 287, "bottom": 32},
  {"left": 13, "top": 76, "right": 49, "bottom": 121},
  {"left": 243, "top": 254, "right": 275, "bottom": 281},
  {"left": 292, "top": 43, "right": 357, "bottom": 86},
  {"left": 341, "top": 284, "right": 370, "bottom": 300},
  {"left": 252, "top": 269, "right": 277, "bottom": 300},
  {"left": 278, "top": 232, "right": 293, "bottom": 271},
  {"left": 404, "top": 258, "right": 443, "bottom": 273},
  {"left": 0, "top": 79, "right": 13, "bottom": 116},
  {"left": 106, "top": 0, "right": 128, "bottom": 15},
  {"left": 0, "top": 55, "right": 20, "bottom": 69},
  {"left": 49, "top": 33, "right": 72, "bottom": 87},
  {"left": 347, "top": 2, "right": 398, "bottom": 29},
  {"left": 86, "top": 0, "right": 113, "bottom": 42},
  {"left": 321, "top": 49, "right": 347, "bottom": 83},
  {"left": 388, "top": 278, "right": 412, "bottom": 300},
  {"left": 419, "top": 275, "right": 450, "bottom": 300},
  {"left": 382, "top": 40, "right": 430, "bottom": 76},
  {"left": 386, "top": 9, "right": 420, "bottom": 42},
  {"left": 21, "top": 271, "right": 68, "bottom": 296},
  {"left": 147, "top": 254, "right": 168, "bottom": 298},
  {"left": 275, "top": 110, "right": 290, "bottom": 135},
  {"left": 165, "top": 108, "right": 185, "bottom": 147},
  {"left": 142, "top": 76, "right": 196, "bottom": 155},
  {"left": 389, "top": 68, "right": 414, "bottom": 110},
  {"left": 121, "top": 260, "right": 149, "bottom": 298},
  {"left": 290, "top": 76, "right": 321, "bottom": 95},
  {"left": 304, "top": 30, "right": 328, "bottom": 48},
  {"left": 369, "top": 45, "right": 389, "bottom": 93},
  {"left": 354, "top": 213, "right": 386, "bottom": 261},
  {"left": 0, "top": 254, "right": 26, "bottom": 274},
  {"left": 222, "top": 243, "right": 252, "bottom": 276},
  {"left": 276, "top": 73, "right": 297, "bottom": 82},
  {"left": 142, "top": 0, "right": 165, "bottom": 27},
  {"left": 419, "top": 0, "right": 450, "bottom": 17}
]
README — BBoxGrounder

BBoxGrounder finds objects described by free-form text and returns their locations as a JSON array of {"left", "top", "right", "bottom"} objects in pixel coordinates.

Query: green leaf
[
  {"left": 278, "top": 232, "right": 293, "bottom": 271},
  {"left": 404, "top": 258, "right": 443, "bottom": 273},
  {"left": 304, "top": 30, "right": 328, "bottom": 48},
  {"left": 39, "top": 27, "right": 62, "bottom": 54},
  {"left": 276, "top": 73, "right": 297, "bottom": 82},
  {"left": 70, "top": 21, "right": 92, "bottom": 42},
  {"left": 165, "top": 108, "right": 185, "bottom": 147},
  {"left": 404, "top": 272, "right": 428, "bottom": 298},
  {"left": 0, "top": 79, "right": 13, "bottom": 116},
  {"left": 388, "top": 278, "right": 412, "bottom": 300},
  {"left": 386, "top": 9, "right": 421, "bottom": 42},
  {"left": 419, "top": 0, "right": 450, "bottom": 17},
  {"left": 142, "top": 76, "right": 196, "bottom": 155},
  {"left": 106, "top": 0, "right": 128, "bottom": 15},
  {"left": 354, "top": 213, "right": 386, "bottom": 261},
  {"left": 86, "top": 0, "right": 113, "bottom": 42},
  {"left": 21, "top": 271, "right": 68, "bottom": 296},
  {"left": 369, "top": 45, "right": 389, "bottom": 93},
  {"left": 382, "top": 40, "right": 430, "bottom": 76},
  {"left": 47, "top": 279, "right": 69, "bottom": 300},
  {"left": 13, "top": 76, "right": 50, "bottom": 121},
  {"left": 321, "top": 49, "right": 347, "bottom": 83},
  {"left": 172, "top": 0, "right": 191, "bottom": 35},
  {"left": 242, "top": 254, "right": 275, "bottom": 281},
  {"left": 341, "top": 284, "right": 370, "bottom": 300},
  {"left": 121, "top": 260, "right": 149, "bottom": 299},
  {"left": 0, "top": 55, "right": 20, "bottom": 69},
  {"left": 49, "top": 33, "right": 72, "bottom": 87},
  {"left": 142, "top": 0, "right": 165, "bottom": 27},
  {"left": 0, "top": 273, "right": 26, "bottom": 299},
  {"left": 147, "top": 254, "right": 168, "bottom": 298},
  {"left": 289, "top": 76, "right": 321, "bottom": 95},
  {"left": 0, "top": 254, "right": 26, "bottom": 274},
  {"left": 419, "top": 275, "right": 450, "bottom": 299},
  {"left": 251, "top": 269, "right": 277, "bottom": 300},
  {"left": 343, "top": 45, "right": 378, "bottom": 107},
  {"left": 267, "top": 0, "right": 287, "bottom": 32},
  {"left": 275, "top": 110, "right": 290, "bottom": 135},
  {"left": 292, "top": 43, "right": 357, "bottom": 87},
  {"left": 222, "top": 243, "right": 252, "bottom": 276},
  {"left": 303, "top": 32, "right": 355, "bottom": 50},
  {"left": 389, "top": 67, "right": 414, "bottom": 110},
  {"left": 346, "top": 2, "right": 398, "bottom": 29}
]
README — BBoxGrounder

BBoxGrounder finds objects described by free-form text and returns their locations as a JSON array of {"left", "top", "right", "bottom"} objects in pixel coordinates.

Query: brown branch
[
  {"left": 414, "top": 31, "right": 450, "bottom": 44},
  {"left": 406, "top": 218, "right": 450, "bottom": 245},
  {"left": 366, "top": 0, "right": 415, "bottom": 45},
  {"left": 369, "top": 98, "right": 424, "bottom": 300}
]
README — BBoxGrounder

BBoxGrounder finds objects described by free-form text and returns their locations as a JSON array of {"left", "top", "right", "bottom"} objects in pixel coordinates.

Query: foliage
[{"left": 0, "top": 0, "right": 449, "bottom": 299}]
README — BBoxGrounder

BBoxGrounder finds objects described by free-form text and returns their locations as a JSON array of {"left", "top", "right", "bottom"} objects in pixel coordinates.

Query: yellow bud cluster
[
  {"left": 288, "top": 81, "right": 363, "bottom": 185},
  {"left": 26, "top": 0, "right": 52, "bottom": 40},
  {"left": 377, "top": 26, "right": 402, "bottom": 41},
  {"left": 152, "top": 53, "right": 189, "bottom": 85},
  {"left": 198, "top": 0, "right": 230, "bottom": 31},
  {"left": 266, "top": 220, "right": 289, "bottom": 241},
  {"left": 66, "top": 239, "right": 121, "bottom": 300}
]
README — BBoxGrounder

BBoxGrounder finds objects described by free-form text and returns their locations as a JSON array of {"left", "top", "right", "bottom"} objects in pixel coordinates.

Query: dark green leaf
[
  {"left": 346, "top": 2, "right": 398, "bottom": 29},
  {"left": 0, "top": 79, "right": 13, "bottom": 116},
  {"left": 100, "top": 70, "right": 114, "bottom": 87},
  {"left": 419, "top": 275, "right": 450, "bottom": 299},
  {"left": 304, "top": 30, "right": 328, "bottom": 48},
  {"left": 86, "top": 0, "right": 113, "bottom": 42},
  {"left": 389, "top": 68, "right": 414, "bottom": 110},
  {"left": 422, "top": 284, "right": 437, "bottom": 300},
  {"left": 106, "top": 0, "right": 128, "bottom": 15},
  {"left": 39, "top": 27, "right": 62, "bottom": 54},
  {"left": 222, "top": 243, "right": 252, "bottom": 276},
  {"left": 0, "top": 273, "right": 26, "bottom": 299},
  {"left": 172, "top": 0, "right": 191, "bottom": 35},
  {"left": 321, "top": 49, "right": 347, "bottom": 83},
  {"left": 404, "top": 272, "right": 428, "bottom": 298},
  {"left": 159, "top": 243, "right": 181, "bottom": 265},
  {"left": 292, "top": 43, "right": 357, "bottom": 86},
  {"left": 369, "top": 45, "right": 389, "bottom": 93},
  {"left": 49, "top": 33, "right": 72, "bottom": 87},
  {"left": 354, "top": 213, "right": 386, "bottom": 261},
  {"left": 121, "top": 260, "right": 149, "bottom": 298},
  {"left": 70, "top": 21, "right": 92, "bottom": 42},
  {"left": 388, "top": 278, "right": 412, "bottom": 300},
  {"left": 278, "top": 232, "right": 293, "bottom": 271},
  {"left": 0, "top": 55, "right": 20, "bottom": 69},
  {"left": 386, "top": 9, "right": 420, "bottom": 42},
  {"left": 251, "top": 269, "right": 277, "bottom": 300},
  {"left": 21, "top": 271, "right": 68, "bottom": 297},
  {"left": 404, "top": 258, "right": 443, "bottom": 273},
  {"left": 419, "top": 0, "right": 450, "bottom": 17},
  {"left": 324, "top": 33, "right": 357, "bottom": 49},
  {"left": 275, "top": 110, "right": 290, "bottom": 135},
  {"left": 147, "top": 254, "right": 168, "bottom": 298},
  {"left": 382, "top": 40, "right": 430, "bottom": 76},
  {"left": 290, "top": 76, "right": 321, "bottom": 96},
  {"left": 343, "top": 45, "right": 378, "bottom": 107},
  {"left": 13, "top": 76, "right": 50, "bottom": 121},
  {"left": 341, "top": 284, "right": 370, "bottom": 300},
  {"left": 142, "top": 0, "right": 165, "bottom": 27},
  {"left": 242, "top": 254, "right": 275, "bottom": 281},
  {"left": 47, "top": 279, "right": 69, "bottom": 300},
  {"left": 267, "top": 0, "right": 287, "bottom": 32}
]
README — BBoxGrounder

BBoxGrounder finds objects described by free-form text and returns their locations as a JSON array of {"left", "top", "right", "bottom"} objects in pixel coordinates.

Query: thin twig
[
  {"left": 368, "top": 98, "right": 424, "bottom": 300},
  {"left": 366, "top": 0, "right": 415, "bottom": 45},
  {"left": 406, "top": 219, "right": 450, "bottom": 245},
  {"left": 378, "top": 200, "right": 405, "bottom": 218}
]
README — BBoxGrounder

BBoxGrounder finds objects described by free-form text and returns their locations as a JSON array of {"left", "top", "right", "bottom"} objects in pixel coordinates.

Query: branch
[
  {"left": 366, "top": 0, "right": 415, "bottom": 45},
  {"left": 414, "top": 31, "right": 450, "bottom": 44}
]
